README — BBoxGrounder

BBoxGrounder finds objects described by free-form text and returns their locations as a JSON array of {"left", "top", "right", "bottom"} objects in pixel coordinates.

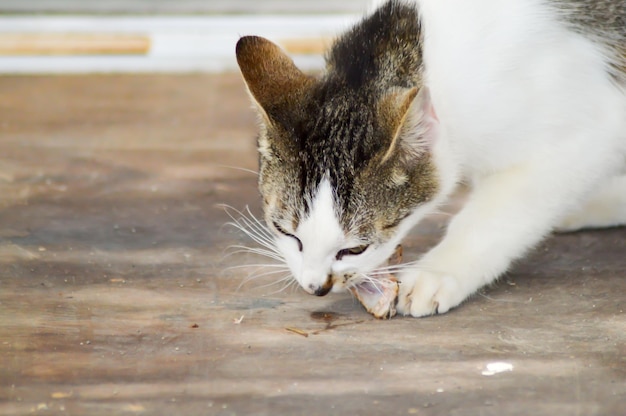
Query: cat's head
[{"left": 235, "top": 35, "right": 441, "bottom": 296}]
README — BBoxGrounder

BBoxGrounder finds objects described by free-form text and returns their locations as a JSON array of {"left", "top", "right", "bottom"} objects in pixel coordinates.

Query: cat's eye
[
  {"left": 272, "top": 221, "right": 303, "bottom": 252},
  {"left": 336, "top": 244, "right": 369, "bottom": 261}
]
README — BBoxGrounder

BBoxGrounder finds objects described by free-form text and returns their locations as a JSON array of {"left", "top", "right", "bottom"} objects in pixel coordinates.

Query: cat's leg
[
  {"left": 396, "top": 158, "right": 620, "bottom": 317},
  {"left": 556, "top": 175, "right": 626, "bottom": 232}
]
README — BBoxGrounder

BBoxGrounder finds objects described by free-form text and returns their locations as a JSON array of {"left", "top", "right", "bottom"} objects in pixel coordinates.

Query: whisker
[
  {"left": 265, "top": 276, "right": 300, "bottom": 295},
  {"left": 237, "top": 269, "right": 292, "bottom": 291},
  {"left": 219, "top": 204, "right": 300, "bottom": 296},
  {"left": 241, "top": 271, "right": 292, "bottom": 285},
  {"left": 233, "top": 213, "right": 274, "bottom": 240},
  {"left": 221, "top": 205, "right": 277, "bottom": 247},
  {"left": 350, "top": 273, "right": 386, "bottom": 296},
  {"left": 368, "top": 261, "right": 418, "bottom": 275},
  {"left": 216, "top": 165, "right": 259, "bottom": 176},
  {"left": 225, "top": 263, "right": 291, "bottom": 271},
  {"left": 252, "top": 274, "right": 293, "bottom": 291},
  {"left": 287, "top": 279, "right": 301, "bottom": 294},
  {"left": 234, "top": 206, "right": 273, "bottom": 237},
  {"left": 225, "top": 246, "right": 284, "bottom": 261},
  {"left": 226, "top": 220, "right": 278, "bottom": 253},
  {"left": 225, "top": 244, "right": 278, "bottom": 255},
  {"left": 245, "top": 206, "right": 270, "bottom": 231}
]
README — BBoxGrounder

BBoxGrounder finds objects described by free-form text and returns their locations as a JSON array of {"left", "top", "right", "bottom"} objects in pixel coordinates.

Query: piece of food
[
  {"left": 350, "top": 276, "right": 399, "bottom": 319},
  {"left": 350, "top": 245, "right": 402, "bottom": 319}
]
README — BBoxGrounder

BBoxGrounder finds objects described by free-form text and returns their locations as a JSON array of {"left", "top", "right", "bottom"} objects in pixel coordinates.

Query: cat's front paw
[{"left": 396, "top": 271, "right": 467, "bottom": 317}]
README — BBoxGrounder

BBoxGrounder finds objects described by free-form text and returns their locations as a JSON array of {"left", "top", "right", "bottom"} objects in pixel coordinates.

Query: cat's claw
[{"left": 396, "top": 271, "right": 466, "bottom": 317}]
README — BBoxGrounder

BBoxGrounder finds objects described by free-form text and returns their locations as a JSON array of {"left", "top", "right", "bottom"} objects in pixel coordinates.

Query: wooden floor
[{"left": 0, "top": 74, "right": 624, "bottom": 415}]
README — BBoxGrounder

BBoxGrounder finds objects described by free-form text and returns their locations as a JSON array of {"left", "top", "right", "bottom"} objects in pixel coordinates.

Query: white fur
[
  {"left": 289, "top": 179, "right": 344, "bottom": 293},
  {"left": 278, "top": 178, "right": 383, "bottom": 294},
  {"left": 280, "top": 178, "right": 439, "bottom": 295},
  {"left": 556, "top": 174, "right": 626, "bottom": 231},
  {"left": 280, "top": 0, "right": 625, "bottom": 314},
  {"left": 393, "top": 0, "right": 626, "bottom": 316}
]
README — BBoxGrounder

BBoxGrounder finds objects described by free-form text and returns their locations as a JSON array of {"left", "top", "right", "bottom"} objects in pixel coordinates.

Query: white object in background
[{"left": 0, "top": 15, "right": 358, "bottom": 73}]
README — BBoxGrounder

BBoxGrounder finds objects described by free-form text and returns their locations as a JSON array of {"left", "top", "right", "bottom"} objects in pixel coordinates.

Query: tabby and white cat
[{"left": 235, "top": 0, "right": 626, "bottom": 317}]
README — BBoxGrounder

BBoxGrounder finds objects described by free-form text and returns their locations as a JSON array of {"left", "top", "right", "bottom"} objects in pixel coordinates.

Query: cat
[{"left": 234, "top": 0, "right": 626, "bottom": 317}]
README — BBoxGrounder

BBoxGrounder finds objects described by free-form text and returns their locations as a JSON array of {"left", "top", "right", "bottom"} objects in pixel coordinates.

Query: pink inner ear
[
  {"left": 419, "top": 87, "right": 438, "bottom": 123},
  {"left": 416, "top": 87, "right": 440, "bottom": 151},
  {"left": 427, "top": 99, "right": 439, "bottom": 122}
]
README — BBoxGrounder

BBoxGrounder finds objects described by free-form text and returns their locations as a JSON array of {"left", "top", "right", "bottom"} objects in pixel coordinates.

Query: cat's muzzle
[{"left": 310, "top": 275, "right": 333, "bottom": 296}]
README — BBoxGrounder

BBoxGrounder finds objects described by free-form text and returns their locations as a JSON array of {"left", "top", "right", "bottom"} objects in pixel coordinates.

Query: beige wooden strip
[
  {"left": 278, "top": 37, "right": 332, "bottom": 55},
  {"left": 0, "top": 34, "right": 150, "bottom": 55}
]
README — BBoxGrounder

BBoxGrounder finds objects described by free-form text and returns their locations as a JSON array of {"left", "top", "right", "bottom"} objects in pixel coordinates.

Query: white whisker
[
  {"left": 225, "top": 263, "right": 291, "bottom": 271},
  {"left": 224, "top": 246, "right": 285, "bottom": 262},
  {"left": 350, "top": 273, "right": 386, "bottom": 296},
  {"left": 265, "top": 276, "right": 300, "bottom": 295},
  {"left": 368, "top": 268, "right": 409, "bottom": 276},
  {"left": 368, "top": 261, "right": 417, "bottom": 275},
  {"left": 237, "top": 269, "right": 292, "bottom": 291},
  {"left": 242, "top": 269, "right": 291, "bottom": 283},
  {"left": 235, "top": 213, "right": 274, "bottom": 240},
  {"left": 245, "top": 206, "right": 271, "bottom": 231},
  {"left": 221, "top": 207, "right": 282, "bottom": 258},
  {"left": 221, "top": 204, "right": 294, "bottom": 296},
  {"left": 246, "top": 272, "right": 292, "bottom": 290},
  {"left": 287, "top": 279, "right": 301, "bottom": 294},
  {"left": 216, "top": 165, "right": 259, "bottom": 176},
  {"left": 226, "top": 219, "right": 278, "bottom": 252}
]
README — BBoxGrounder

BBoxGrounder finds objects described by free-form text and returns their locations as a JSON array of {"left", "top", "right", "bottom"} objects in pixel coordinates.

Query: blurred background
[{"left": 0, "top": 0, "right": 373, "bottom": 73}]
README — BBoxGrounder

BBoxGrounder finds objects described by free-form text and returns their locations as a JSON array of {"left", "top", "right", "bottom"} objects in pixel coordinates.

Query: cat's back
[
  {"left": 553, "top": 0, "right": 625, "bottom": 80},
  {"left": 416, "top": 0, "right": 624, "bottom": 86},
  {"left": 555, "top": 0, "right": 625, "bottom": 39},
  {"left": 410, "top": 0, "right": 626, "bottom": 173}
]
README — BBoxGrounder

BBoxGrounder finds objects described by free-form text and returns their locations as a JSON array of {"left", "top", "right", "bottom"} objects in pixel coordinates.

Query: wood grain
[
  {"left": 0, "top": 33, "right": 150, "bottom": 55},
  {"left": 0, "top": 74, "right": 624, "bottom": 416}
]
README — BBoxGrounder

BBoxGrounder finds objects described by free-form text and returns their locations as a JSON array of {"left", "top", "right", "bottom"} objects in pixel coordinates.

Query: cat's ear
[
  {"left": 379, "top": 87, "right": 438, "bottom": 164},
  {"left": 236, "top": 36, "right": 313, "bottom": 123}
]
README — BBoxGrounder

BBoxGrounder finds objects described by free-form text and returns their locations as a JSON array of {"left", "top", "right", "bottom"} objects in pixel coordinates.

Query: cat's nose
[
  {"left": 308, "top": 275, "right": 333, "bottom": 296},
  {"left": 312, "top": 284, "right": 332, "bottom": 296}
]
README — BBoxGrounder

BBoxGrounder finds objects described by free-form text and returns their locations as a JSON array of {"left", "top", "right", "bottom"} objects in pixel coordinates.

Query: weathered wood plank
[
  {"left": 0, "top": 74, "right": 624, "bottom": 416},
  {"left": 0, "top": 34, "right": 150, "bottom": 55}
]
